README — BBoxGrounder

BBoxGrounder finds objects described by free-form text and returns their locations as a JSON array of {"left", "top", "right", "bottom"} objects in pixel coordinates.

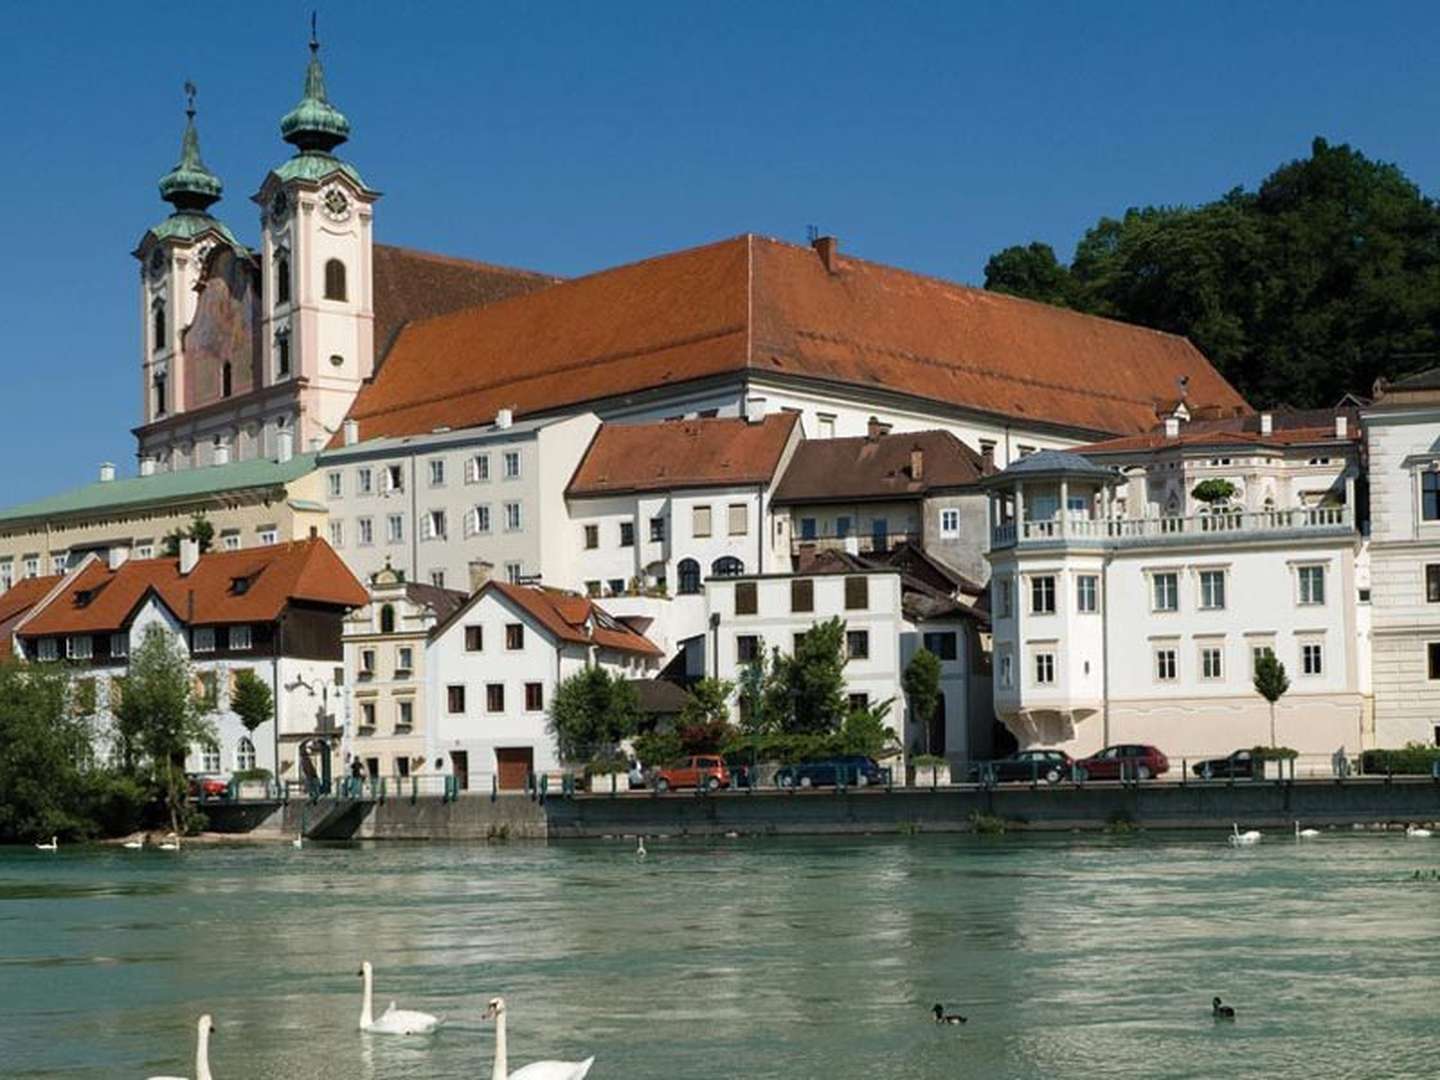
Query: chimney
[
  {"left": 107, "top": 546, "right": 129, "bottom": 571},
  {"left": 910, "top": 445, "right": 924, "bottom": 481},
  {"left": 496, "top": 408, "right": 513, "bottom": 430},
  {"left": 812, "top": 234, "right": 840, "bottom": 274},
  {"left": 468, "top": 559, "right": 493, "bottom": 594},
  {"left": 99, "top": 462, "right": 116, "bottom": 483},
  {"left": 139, "top": 456, "right": 156, "bottom": 477},
  {"left": 213, "top": 443, "right": 230, "bottom": 467},
  {"left": 179, "top": 537, "right": 200, "bottom": 576},
  {"left": 745, "top": 396, "right": 768, "bottom": 424},
  {"left": 980, "top": 443, "right": 997, "bottom": 474},
  {"left": 866, "top": 415, "right": 889, "bottom": 441},
  {"left": 276, "top": 429, "right": 294, "bottom": 464},
  {"left": 1259, "top": 412, "right": 1273, "bottom": 436},
  {"left": 343, "top": 418, "right": 359, "bottom": 446},
  {"left": 1335, "top": 415, "right": 1348, "bottom": 439},
  {"left": 1163, "top": 416, "right": 1180, "bottom": 438}
]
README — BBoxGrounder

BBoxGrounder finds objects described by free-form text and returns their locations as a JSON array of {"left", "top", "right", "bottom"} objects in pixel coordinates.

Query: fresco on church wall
[{"left": 181, "top": 248, "right": 262, "bottom": 410}]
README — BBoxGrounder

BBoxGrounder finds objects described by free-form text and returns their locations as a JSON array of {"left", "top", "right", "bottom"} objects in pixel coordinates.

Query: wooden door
[{"left": 496, "top": 747, "right": 534, "bottom": 791}]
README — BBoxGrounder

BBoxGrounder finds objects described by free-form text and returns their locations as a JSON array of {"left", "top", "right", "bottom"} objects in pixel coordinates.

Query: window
[
  {"left": 585, "top": 580, "right": 601, "bottom": 597},
  {"left": 467, "top": 453, "right": 490, "bottom": 483},
  {"left": 66, "top": 635, "right": 93, "bottom": 660},
  {"left": 1017, "top": 444, "right": 1037, "bottom": 458},
  {"left": 1302, "top": 642, "right": 1324, "bottom": 676},
  {"left": 996, "top": 576, "right": 1013, "bottom": 619},
  {"left": 584, "top": 524, "right": 599, "bottom": 549},
  {"left": 51, "top": 554, "right": 68, "bottom": 576},
  {"left": 24, "top": 556, "right": 39, "bottom": 579},
  {"left": 465, "top": 625, "right": 483, "bottom": 652},
  {"left": 471, "top": 505, "right": 492, "bottom": 535},
  {"left": 845, "top": 576, "right": 869, "bottom": 611},
  {"left": 817, "top": 413, "right": 836, "bottom": 439},
  {"left": 1033, "top": 651, "right": 1055, "bottom": 685},
  {"left": 356, "top": 467, "right": 373, "bottom": 495},
  {"left": 1424, "top": 472, "right": 1440, "bottom": 521},
  {"left": 800, "top": 517, "right": 817, "bottom": 541},
  {"left": 275, "top": 252, "right": 291, "bottom": 305},
  {"left": 998, "top": 650, "right": 1014, "bottom": 688},
  {"left": 201, "top": 745, "right": 221, "bottom": 773},
  {"left": 505, "top": 623, "right": 524, "bottom": 650},
  {"left": 350, "top": 517, "right": 372, "bottom": 548},
  {"left": 424, "top": 510, "right": 447, "bottom": 540},
  {"left": 386, "top": 515, "right": 404, "bottom": 544},
  {"left": 525, "top": 683, "right": 543, "bottom": 711},
  {"left": 1199, "top": 570, "right": 1226, "bottom": 610},
  {"left": 735, "top": 582, "right": 758, "bottom": 615},
  {"left": 37, "top": 638, "right": 59, "bottom": 662},
  {"left": 607, "top": 578, "right": 625, "bottom": 596},
  {"left": 939, "top": 508, "right": 961, "bottom": 538},
  {"left": 1429, "top": 643, "right": 1440, "bottom": 680},
  {"left": 1250, "top": 644, "right": 1275, "bottom": 678},
  {"left": 396, "top": 646, "right": 413, "bottom": 672},
  {"left": 110, "top": 633, "right": 128, "bottom": 658},
  {"left": 446, "top": 685, "right": 466, "bottom": 713},
  {"left": 1154, "top": 648, "right": 1178, "bottom": 682},
  {"left": 791, "top": 578, "right": 814, "bottom": 613},
  {"left": 504, "top": 502, "right": 522, "bottom": 532},
  {"left": 195, "top": 672, "right": 218, "bottom": 709},
  {"left": 152, "top": 301, "right": 166, "bottom": 352},
  {"left": 154, "top": 374, "right": 167, "bottom": 415},
  {"left": 506, "top": 562, "right": 523, "bottom": 584},
  {"left": 430, "top": 569, "right": 446, "bottom": 588},
  {"left": 678, "top": 559, "right": 701, "bottom": 594},
  {"left": 503, "top": 450, "right": 521, "bottom": 480},
  {"left": 360, "top": 648, "right": 376, "bottom": 676},
  {"left": 487, "top": 683, "right": 506, "bottom": 712},
  {"left": 1201, "top": 645, "right": 1224, "bottom": 680},
  {"left": 275, "top": 331, "right": 290, "bottom": 378},
  {"left": 329, "top": 520, "right": 344, "bottom": 548},
  {"left": 1426, "top": 565, "right": 1440, "bottom": 603},
  {"left": 324, "top": 258, "right": 347, "bottom": 301},
  {"left": 222, "top": 362, "right": 233, "bottom": 398},
  {"left": 230, "top": 625, "right": 252, "bottom": 651},
  {"left": 359, "top": 701, "right": 377, "bottom": 730},
  {"left": 649, "top": 516, "right": 666, "bottom": 542},
  {"left": 388, "top": 699, "right": 411, "bottom": 731},
  {"left": 429, "top": 459, "right": 446, "bottom": 487},
  {"left": 712, "top": 556, "right": 744, "bottom": 577},
  {"left": 1030, "top": 575, "right": 1056, "bottom": 615},
  {"left": 236, "top": 737, "right": 256, "bottom": 772},
  {"left": 620, "top": 521, "right": 635, "bottom": 547},
  {"left": 1298, "top": 565, "right": 1326, "bottom": 606},
  {"left": 923, "top": 631, "right": 958, "bottom": 660},
  {"left": 1076, "top": 575, "right": 1098, "bottom": 613},
  {"left": 0, "top": 561, "right": 12, "bottom": 592},
  {"left": 728, "top": 503, "right": 749, "bottom": 536},
  {"left": 255, "top": 530, "right": 276, "bottom": 548},
  {"left": 848, "top": 693, "right": 870, "bottom": 712},
  {"left": 384, "top": 464, "right": 405, "bottom": 493},
  {"left": 193, "top": 628, "right": 216, "bottom": 653},
  {"left": 736, "top": 635, "right": 760, "bottom": 663},
  {"left": 693, "top": 505, "right": 713, "bottom": 538},
  {"left": 377, "top": 604, "right": 396, "bottom": 634},
  {"left": 836, "top": 516, "right": 852, "bottom": 539},
  {"left": 846, "top": 630, "right": 870, "bottom": 660},
  {"left": 1152, "top": 572, "right": 1179, "bottom": 612}
]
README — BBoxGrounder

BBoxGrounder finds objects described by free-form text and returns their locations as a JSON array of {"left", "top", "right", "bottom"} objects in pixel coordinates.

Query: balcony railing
[
  {"left": 792, "top": 531, "right": 922, "bottom": 558},
  {"left": 991, "top": 507, "right": 1352, "bottom": 549}
]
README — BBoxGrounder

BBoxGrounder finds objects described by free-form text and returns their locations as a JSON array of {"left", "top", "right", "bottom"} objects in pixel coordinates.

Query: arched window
[
  {"left": 275, "top": 252, "right": 291, "bottom": 305},
  {"left": 275, "top": 330, "right": 291, "bottom": 379},
  {"left": 379, "top": 604, "right": 396, "bottom": 635},
  {"left": 236, "top": 737, "right": 256, "bottom": 772},
  {"left": 677, "top": 558, "right": 701, "bottom": 595},
  {"left": 711, "top": 556, "right": 744, "bottom": 578},
  {"left": 222, "top": 362, "right": 233, "bottom": 398},
  {"left": 152, "top": 301, "right": 166, "bottom": 353},
  {"left": 153, "top": 374, "right": 167, "bottom": 417},
  {"left": 324, "top": 258, "right": 347, "bottom": 301}
]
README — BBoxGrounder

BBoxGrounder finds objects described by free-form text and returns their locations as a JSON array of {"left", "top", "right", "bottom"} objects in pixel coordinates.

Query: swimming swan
[
  {"left": 158, "top": 833, "right": 180, "bottom": 852},
  {"left": 357, "top": 961, "right": 440, "bottom": 1034},
  {"left": 483, "top": 996, "right": 594, "bottom": 1079},
  {"left": 147, "top": 1013, "right": 215, "bottom": 1080},
  {"left": 1294, "top": 821, "right": 1320, "bottom": 839},
  {"left": 636, "top": 836, "right": 647, "bottom": 859},
  {"left": 34, "top": 836, "right": 57, "bottom": 852},
  {"left": 1405, "top": 825, "right": 1433, "bottom": 838},
  {"left": 124, "top": 835, "right": 145, "bottom": 850},
  {"left": 932, "top": 1003, "right": 967, "bottom": 1024},
  {"left": 1228, "top": 824, "right": 1261, "bottom": 847},
  {"left": 291, "top": 834, "right": 304, "bottom": 849},
  {"left": 1212, "top": 996, "right": 1235, "bottom": 1020}
]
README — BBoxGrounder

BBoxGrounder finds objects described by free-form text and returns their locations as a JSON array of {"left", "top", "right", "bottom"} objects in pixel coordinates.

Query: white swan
[
  {"left": 124, "top": 835, "right": 145, "bottom": 850},
  {"left": 158, "top": 833, "right": 180, "bottom": 852},
  {"left": 357, "top": 961, "right": 440, "bottom": 1034},
  {"left": 34, "top": 836, "right": 57, "bottom": 852},
  {"left": 291, "top": 834, "right": 304, "bottom": 849},
  {"left": 483, "top": 996, "right": 594, "bottom": 1080},
  {"left": 1294, "top": 821, "right": 1320, "bottom": 840},
  {"left": 147, "top": 1013, "right": 214, "bottom": 1080},
  {"left": 1228, "top": 824, "right": 1261, "bottom": 847},
  {"left": 1405, "top": 824, "right": 1433, "bottom": 838},
  {"left": 636, "top": 836, "right": 646, "bottom": 859}
]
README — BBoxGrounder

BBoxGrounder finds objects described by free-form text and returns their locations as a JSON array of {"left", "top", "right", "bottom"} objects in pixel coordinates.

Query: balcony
[
  {"left": 990, "top": 507, "right": 1353, "bottom": 550},
  {"left": 792, "top": 531, "right": 922, "bottom": 558}
]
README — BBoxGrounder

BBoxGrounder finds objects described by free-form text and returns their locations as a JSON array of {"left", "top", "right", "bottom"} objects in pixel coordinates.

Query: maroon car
[{"left": 1075, "top": 744, "right": 1169, "bottom": 781}]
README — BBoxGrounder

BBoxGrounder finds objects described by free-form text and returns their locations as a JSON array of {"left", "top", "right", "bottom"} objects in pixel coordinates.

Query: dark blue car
[{"left": 775, "top": 756, "right": 883, "bottom": 788}]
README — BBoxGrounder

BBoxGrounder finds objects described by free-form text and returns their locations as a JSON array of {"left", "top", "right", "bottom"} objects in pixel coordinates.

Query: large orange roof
[
  {"left": 567, "top": 413, "right": 798, "bottom": 497},
  {"left": 339, "top": 234, "right": 1247, "bottom": 446},
  {"left": 0, "top": 575, "right": 64, "bottom": 657},
  {"left": 17, "top": 539, "right": 368, "bottom": 637},
  {"left": 438, "top": 581, "right": 662, "bottom": 658}
]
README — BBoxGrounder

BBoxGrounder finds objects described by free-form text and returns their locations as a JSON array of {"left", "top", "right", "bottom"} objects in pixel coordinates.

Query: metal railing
[{"left": 991, "top": 507, "right": 1353, "bottom": 549}]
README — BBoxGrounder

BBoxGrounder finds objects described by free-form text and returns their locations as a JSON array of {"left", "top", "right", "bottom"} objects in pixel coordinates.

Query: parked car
[
  {"left": 652, "top": 755, "right": 731, "bottom": 792},
  {"left": 187, "top": 774, "right": 230, "bottom": 799},
  {"left": 1074, "top": 744, "right": 1169, "bottom": 781},
  {"left": 1191, "top": 750, "right": 1257, "bottom": 779},
  {"left": 775, "top": 756, "right": 884, "bottom": 789},
  {"left": 970, "top": 749, "right": 1074, "bottom": 785}
]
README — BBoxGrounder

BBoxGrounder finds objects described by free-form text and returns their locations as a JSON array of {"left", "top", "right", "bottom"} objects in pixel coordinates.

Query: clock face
[
  {"left": 270, "top": 190, "right": 288, "bottom": 220},
  {"left": 322, "top": 187, "right": 350, "bottom": 220}
]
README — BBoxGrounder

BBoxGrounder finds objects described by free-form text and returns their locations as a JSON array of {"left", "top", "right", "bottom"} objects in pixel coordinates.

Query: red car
[
  {"left": 652, "top": 755, "right": 731, "bottom": 793},
  {"left": 187, "top": 775, "right": 229, "bottom": 799},
  {"left": 1075, "top": 744, "right": 1169, "bottom": 781}
]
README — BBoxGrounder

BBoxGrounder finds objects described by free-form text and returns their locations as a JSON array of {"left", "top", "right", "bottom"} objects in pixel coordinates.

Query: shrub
[{"left": 1361, "top": 745, "right": 1440, "bottom": 775}]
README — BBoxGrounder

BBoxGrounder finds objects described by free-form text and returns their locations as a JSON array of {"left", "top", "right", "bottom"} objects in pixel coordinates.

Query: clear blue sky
[{"left": 3, "top": 1, "right": 1438, "bottom": 505}]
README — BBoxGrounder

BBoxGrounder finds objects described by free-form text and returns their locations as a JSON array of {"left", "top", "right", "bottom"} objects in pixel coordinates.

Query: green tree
[
  {"left": 840, "top": 696, "right": 899, "bottom": 758},
  {"left": 0, "top": 661, "right": 93, "bottom": 841},
  {"left": 675, "top": 677, "right": 735, "bottom": 754},
  {"left": 547, "top": 666, "right": 642, "bottom": 764},
  {"left": 902, "top": 648, "right": 943, "bottom": 756},
  {"left": 1252, "top": 652, "right": 1290, "bottom": 748},
  {"left": 112, "top": 625, "right": 217, "bottom": 836},
  {"left": 1191, "top": 478, "right": 1238, "bottom": 506},
  {"left": 770, "top": 617, "right": 849, "bottom": 736},
  {"left": 230, "top": 669, "right": 274, "bottom": 735},
  {"left": 161, "top": 512, "right": 216, "bottom": 558},
  {"left": 983, "top": 242, "right": 1076, "bottom": 308}
]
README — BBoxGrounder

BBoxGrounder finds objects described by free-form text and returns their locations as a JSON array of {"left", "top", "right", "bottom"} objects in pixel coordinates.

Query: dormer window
[
  {"left": 324, "top": 259, "right": 347, "bottom": 301},
  {"left": 231, "top": 575, "right": 252, "bottom": 596}
]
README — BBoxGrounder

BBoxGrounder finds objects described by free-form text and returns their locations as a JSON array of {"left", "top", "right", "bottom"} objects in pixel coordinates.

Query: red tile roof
[
  {"left": 566, "top": 413, "right": 799, "bottom": 497},
  {"left": 1080, "top": 410, "right": 1359, "bottom": 455},
  {"left": 442, "top": 582, "right": 662, "bottom": 657},
  {"left": 339, "top": 234, "right": 1247, "bottom": 446},
  {"left": 16, "top": 540, "right": 368, "bottom": 638},
  {"left": 773, "top": 429, "right": 986, "bottom": 504},
  {"left": 0, "top": 575, "right": 64, "bottom": 657}
]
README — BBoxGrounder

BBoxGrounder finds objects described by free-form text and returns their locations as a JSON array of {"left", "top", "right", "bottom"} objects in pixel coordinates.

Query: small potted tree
[
  {"left": 903, "top": 649, "right": 947, "bottom": 785},
  {"left": 230, "top": 669, "right": 275, "bottom": 797},
  {"left": 1252, "top": 652, "right": 1291, "bottom": 777}
]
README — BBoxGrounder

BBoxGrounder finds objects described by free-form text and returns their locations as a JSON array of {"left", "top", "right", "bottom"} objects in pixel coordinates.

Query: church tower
[
  {"left": 133, "top": 85, "right": 246, "bottom": 470},
  {"left": 253, "top": 23, "right": 379, "bottom": 459}
]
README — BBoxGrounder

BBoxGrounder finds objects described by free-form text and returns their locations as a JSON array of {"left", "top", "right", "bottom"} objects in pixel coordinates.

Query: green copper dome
[
  {"left": 158, "top": 92, "right": 223, "bottom": 212},
  {"left": 279, "top": 37, "right": 350, "bottom": 153}
]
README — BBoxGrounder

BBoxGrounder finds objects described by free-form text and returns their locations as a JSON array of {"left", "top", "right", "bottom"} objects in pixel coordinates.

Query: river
[{"left": 1, "top": 832, "right": 1436, "bottom": 1078}]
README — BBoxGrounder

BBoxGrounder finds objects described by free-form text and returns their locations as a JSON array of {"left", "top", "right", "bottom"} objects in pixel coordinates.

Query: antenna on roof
[{"left": 806, "top": 224, "right": 818, "bottom": 244}]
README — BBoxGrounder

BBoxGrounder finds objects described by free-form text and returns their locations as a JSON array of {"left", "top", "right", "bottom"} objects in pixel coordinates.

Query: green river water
[{"left": 0, "top": 832, "right": 1436, "bottom": 1078}]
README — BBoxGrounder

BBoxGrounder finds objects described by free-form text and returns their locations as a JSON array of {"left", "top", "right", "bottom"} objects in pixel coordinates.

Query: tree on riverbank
[
  {"left": 1253, "top": 652, "right": 1290, "bottom": 747},
  {"left": 548, "top": 667, "right": 642, "bottom": 765}
]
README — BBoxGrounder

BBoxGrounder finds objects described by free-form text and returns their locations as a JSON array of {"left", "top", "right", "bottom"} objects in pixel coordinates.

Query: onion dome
[
  {"left": 158, "top": 83, "right": 223, "bottom": 213},
  {"left": 279, "top": 29, "right": 350, "bottom": 154}
]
